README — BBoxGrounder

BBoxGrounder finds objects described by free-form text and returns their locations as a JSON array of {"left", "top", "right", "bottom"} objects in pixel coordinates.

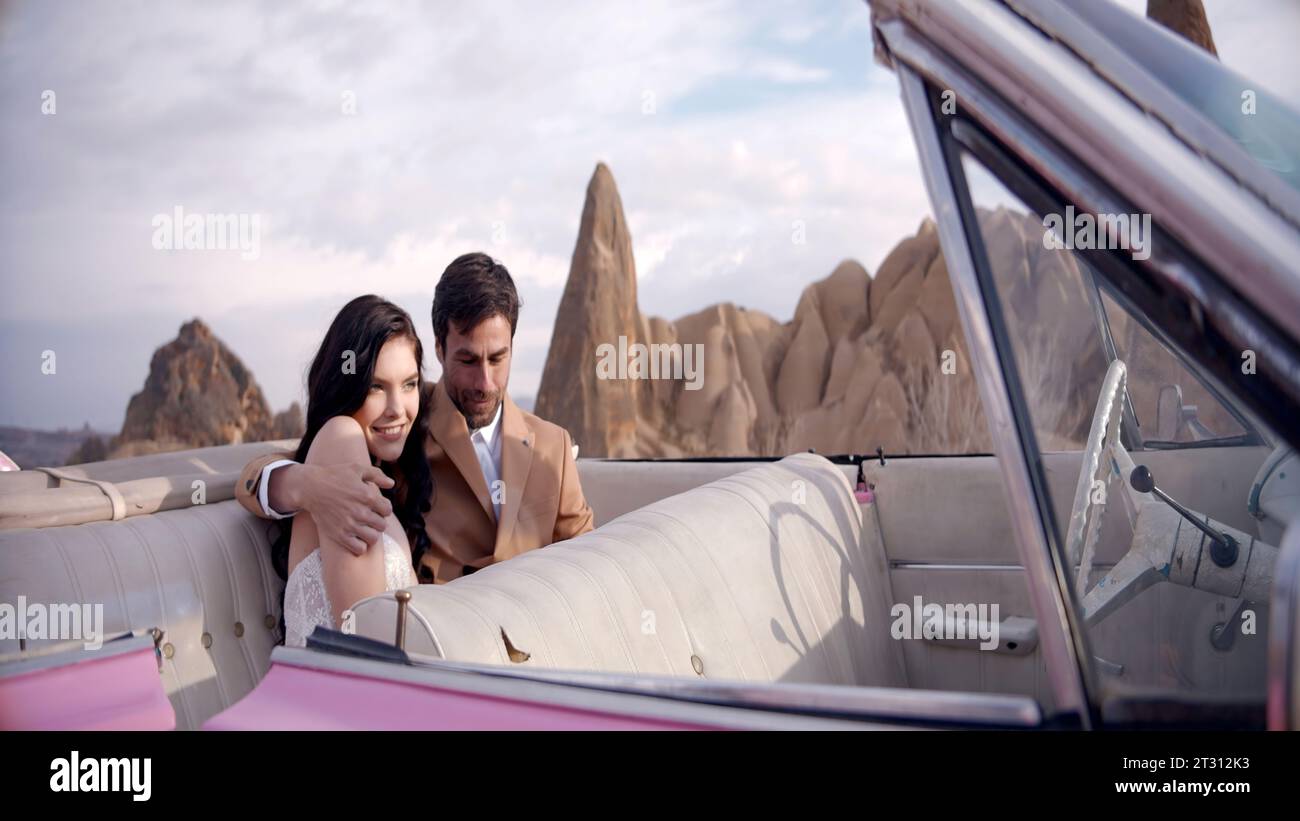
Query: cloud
[
  {"left": 2, "top": 0, "right": 921, "bottom": 430},
  {"left": 746, "top": 57, "right": 833, "bottom": 84},
  {"left": 3, "top": 0, "right": 1291, "bottom": 431}
]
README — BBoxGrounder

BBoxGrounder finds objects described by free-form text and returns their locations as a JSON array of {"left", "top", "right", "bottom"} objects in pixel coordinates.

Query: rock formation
[
  {"left": 1147, "top": 0, "right": 1218, "bottom": 57},
  {"left": 534, "top": 163, "right": 645, "bottom": 457},
  {"left": 70, "top": 319, "right": 305, "bottom": 463},
  {"left": 270, "top": 402, "right": 305, "bottom": 441},
  {"left": 534, "top": 164, "right": 1215, "bottom": 459},
  {"left": 118, "top": 319, "right": 275, "bottom": 447}
]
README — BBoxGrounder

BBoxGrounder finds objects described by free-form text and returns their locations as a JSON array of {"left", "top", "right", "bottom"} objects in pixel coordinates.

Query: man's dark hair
[{"left": 431, "top": 252, "right": 522, "bottom": 351}]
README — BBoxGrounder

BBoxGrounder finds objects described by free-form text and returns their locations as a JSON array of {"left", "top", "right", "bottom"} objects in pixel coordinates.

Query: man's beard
[{"left": 450, "top": 388, "right": 501, "bottom": 430}]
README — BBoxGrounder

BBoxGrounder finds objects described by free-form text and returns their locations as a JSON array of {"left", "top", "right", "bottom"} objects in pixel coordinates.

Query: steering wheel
[
  {"left": 1065, "top": 360, "right": 1279, "bottom": 635},
  {"left": 1063, "top": 359, "right": 1142, "bottom": 604}
]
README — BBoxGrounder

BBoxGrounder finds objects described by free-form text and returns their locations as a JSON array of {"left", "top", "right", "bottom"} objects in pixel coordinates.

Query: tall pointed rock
[
  {"left": 535, "top": 163, "right": 643, "bottom": 456},
  {"left": 1147, "top": 0, "right": 1218, "bottom": 57}
]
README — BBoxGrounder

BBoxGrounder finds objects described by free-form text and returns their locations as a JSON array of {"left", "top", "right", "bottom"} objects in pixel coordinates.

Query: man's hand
[{"left": 272, "top": 462, "right": 395, "bottom": 555}]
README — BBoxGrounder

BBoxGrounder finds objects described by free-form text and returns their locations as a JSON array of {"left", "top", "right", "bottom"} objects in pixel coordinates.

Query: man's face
[{"left": 436, "top": 313, "right": 512, "bottom": 429}]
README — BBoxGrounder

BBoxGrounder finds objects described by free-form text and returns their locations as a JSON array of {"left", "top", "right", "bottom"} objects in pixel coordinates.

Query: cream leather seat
[
  {"left": 0, "top": 500, "right": 284, "bottom": 730},
  {"left": 0, "top": 450, "right": 905, "bottom": 733},
  {"left": 353, "top": 453, "right": 908, "bottom": 688}
]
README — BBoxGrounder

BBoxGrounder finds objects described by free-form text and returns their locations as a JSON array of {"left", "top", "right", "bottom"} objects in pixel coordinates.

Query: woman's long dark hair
[{"left": 271, "top": 295, "right": 434, "bottom": 641}]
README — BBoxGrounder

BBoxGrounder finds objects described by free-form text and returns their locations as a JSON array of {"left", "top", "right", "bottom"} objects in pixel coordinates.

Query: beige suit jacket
[{"left": 236, "top": 380, "right": 595, "bottom": 583}]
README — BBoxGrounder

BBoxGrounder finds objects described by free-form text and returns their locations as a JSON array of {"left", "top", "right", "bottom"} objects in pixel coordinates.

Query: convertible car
[{"left": 2, "top": 0, "right": 1299, "bottom": 731}]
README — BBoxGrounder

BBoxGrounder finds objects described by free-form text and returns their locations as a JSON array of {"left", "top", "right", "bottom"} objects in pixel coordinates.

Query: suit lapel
[
  {"left": 428, "top": 380, "right": 495, "bottom": 524},
  {"left": 493, "top": 393, "right": 534, "bottom": 557}
]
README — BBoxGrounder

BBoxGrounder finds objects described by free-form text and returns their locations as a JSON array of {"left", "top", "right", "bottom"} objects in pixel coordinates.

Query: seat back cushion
[
  {"left": 354, "top": 453, "right": 907, "bottom": 688},
  {"left": 0, "top": 500, "right": 283, "bottom": 729}
]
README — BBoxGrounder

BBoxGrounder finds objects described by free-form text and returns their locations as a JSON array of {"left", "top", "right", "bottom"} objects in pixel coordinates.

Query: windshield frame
[
  {"left": 1013, "top": 0, "right": 1300, "bottom": 214},
  {"left": 874, "top": 0, "right": 1300, "bottom": 727}
]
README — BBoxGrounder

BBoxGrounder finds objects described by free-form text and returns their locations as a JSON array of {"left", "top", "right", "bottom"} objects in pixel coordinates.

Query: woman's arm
[{"left": 304, "top": 416, "right": 394, "bottom": 628}]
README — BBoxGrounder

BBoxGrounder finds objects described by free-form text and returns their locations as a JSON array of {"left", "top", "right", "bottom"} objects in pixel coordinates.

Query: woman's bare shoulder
[
  {"left": 305, "top": 416, "right": 369, "bottom": 464},
  {"left": 316, "top": 415, "right": 366, "bottom": 441}
]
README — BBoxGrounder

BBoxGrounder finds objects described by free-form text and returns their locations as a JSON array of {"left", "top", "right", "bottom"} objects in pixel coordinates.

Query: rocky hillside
[
  {"left": 68, "top": 319, "right": 303, "bottom": 464},
  {"left": 536, "top": 164, "right": 1004, "bottom": 458},
  {"left": 535, "top": 164, "right": 1227, "bottom": 458}
]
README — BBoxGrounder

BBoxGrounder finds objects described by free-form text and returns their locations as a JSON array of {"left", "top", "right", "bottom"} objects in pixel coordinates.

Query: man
[{"left": 236, "top": 252, "right": 595, "bottom": 583}]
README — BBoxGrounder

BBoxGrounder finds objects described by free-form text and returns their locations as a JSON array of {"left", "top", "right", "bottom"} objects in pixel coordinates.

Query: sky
[{"left": 1, "top": 0, "right": 1295, "bottom": 431}]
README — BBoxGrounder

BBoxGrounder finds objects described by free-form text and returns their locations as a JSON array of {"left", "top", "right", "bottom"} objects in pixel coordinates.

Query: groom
[{"left": 235, "top": 252, "right": 595, "bottom": 583}]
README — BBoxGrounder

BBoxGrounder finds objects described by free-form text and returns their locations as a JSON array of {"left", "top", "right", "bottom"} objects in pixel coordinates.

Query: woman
[{"left": 275, "top": 295, "right": 432, "bottom": 647}]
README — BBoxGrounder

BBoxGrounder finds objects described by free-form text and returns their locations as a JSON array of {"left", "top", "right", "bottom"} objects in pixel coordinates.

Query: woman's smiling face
[{"left": 352, "top": 336, "right": 421, "bottom": 463}]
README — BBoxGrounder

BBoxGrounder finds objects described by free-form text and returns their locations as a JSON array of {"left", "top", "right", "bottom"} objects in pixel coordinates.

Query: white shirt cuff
[{"left": 259, "top": 459, "right": 299, "bottom": 520}]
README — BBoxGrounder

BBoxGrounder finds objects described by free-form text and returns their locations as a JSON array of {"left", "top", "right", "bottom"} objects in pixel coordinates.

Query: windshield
[
  {"left": 962, "top": 154, "right": 1282, "bottom": 710},
  {"left": 1070, "top": 0, "right": 1300, "bottom": 195},
  {"left": 1098, "top": 290, "right": 1249, "bottom": 447}
]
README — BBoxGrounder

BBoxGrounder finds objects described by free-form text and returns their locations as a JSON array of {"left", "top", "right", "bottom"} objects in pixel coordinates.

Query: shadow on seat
[{"left": 352, "top": 453, "right": 908, "bottom": 689}]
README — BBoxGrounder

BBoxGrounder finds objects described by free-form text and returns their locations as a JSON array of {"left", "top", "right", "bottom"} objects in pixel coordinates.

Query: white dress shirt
[
  {"left": 259, "top": 403, "right": 506, "bottom": 521},
  {"left": 259, "top": 458, "right": 299, "bottom": 521},
  {"left": 470, "top": 401, "right": 504, "bottom": 521}
]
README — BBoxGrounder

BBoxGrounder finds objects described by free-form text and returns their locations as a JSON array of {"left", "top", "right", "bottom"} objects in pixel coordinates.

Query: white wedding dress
[{"left": 283, "top": 532, "right": 418, "bottom": 647}]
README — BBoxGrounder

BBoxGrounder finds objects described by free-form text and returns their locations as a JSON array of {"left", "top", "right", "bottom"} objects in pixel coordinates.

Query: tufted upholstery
[
  {"left": 352, "top": 453, "right": 908, "bottom": 688},
  {"left": 1, "top": 451, "right": 906, "bottom": 732},
  {"left": 0, "top": 500, "right": 284, "bottom": 730}
]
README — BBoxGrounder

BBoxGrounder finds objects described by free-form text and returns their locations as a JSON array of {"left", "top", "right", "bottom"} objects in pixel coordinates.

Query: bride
[{"left": 274, "top": 295, "right": 431, "bottom": 647}]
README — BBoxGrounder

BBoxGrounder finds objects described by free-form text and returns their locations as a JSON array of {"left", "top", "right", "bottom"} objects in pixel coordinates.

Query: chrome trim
[
  {"left": 272, "top": 646, "right": 1042, "bottom": 728},
  {"left": 1011, "top": 0, "right": 1300, "bottom": 231},
  {"left": 879, "top": 16, "right": 1273, "bottom": 445},
  {"left": 894, "top": 62, "right": 1090, "bottom": 722},
  {"left": 412, "top": 659, "right": 1043, "bottom": 727},
  {"left": 891, "top": 561, "right": 1120, "bottom": 572},
  {"left": 1267, "top": 520, "right": 1300, "bottom": 730},
  {"left": 890, "top": 562, "right": 1025, "bottom": 571},
  {"left": 0, "top": 631, "right": 151, "bottom": 677},
  {"left": 268, "top": 648, "right": 866, "bottom": 730}
]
